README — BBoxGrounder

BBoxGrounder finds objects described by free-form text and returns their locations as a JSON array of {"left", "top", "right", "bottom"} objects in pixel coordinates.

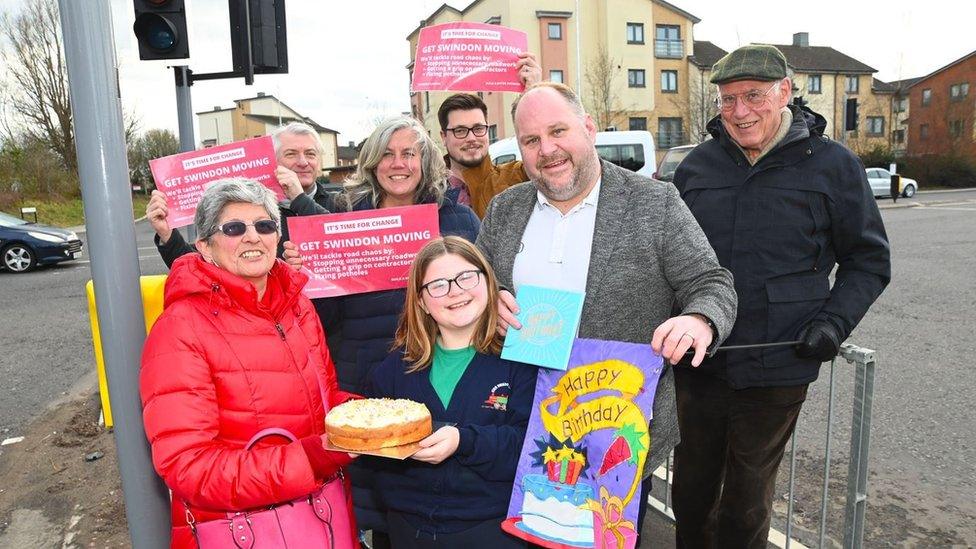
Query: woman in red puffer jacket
[{"left": 140, "top": 178, "right": 359, "bottom": 548}]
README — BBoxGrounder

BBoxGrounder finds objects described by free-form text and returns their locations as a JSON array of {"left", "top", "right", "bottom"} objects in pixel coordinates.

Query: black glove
[{"left": 795, "top": 321, "right": 841, "bottom": 362}]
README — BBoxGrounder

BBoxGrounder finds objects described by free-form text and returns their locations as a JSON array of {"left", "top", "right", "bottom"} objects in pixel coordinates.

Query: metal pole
[
  {"left": 785, "top": 427, "right": 796, "bottom": 547},
  {"left": 819, "top": 359, "right": 837, "bottom": 546},
  {"left": 843, "top": 345, "right": 876, "bottom": 549},
  {"left": 174, "top": 65, "right": 197, "bottom": 242},
  {"left": 57, "top": 1, "right": 171, "bottom": 546}
]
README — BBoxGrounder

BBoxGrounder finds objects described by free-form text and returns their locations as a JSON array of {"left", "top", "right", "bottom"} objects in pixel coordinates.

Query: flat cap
[{"left": 710, "top": 44, "right": 788, "bottom": 84}]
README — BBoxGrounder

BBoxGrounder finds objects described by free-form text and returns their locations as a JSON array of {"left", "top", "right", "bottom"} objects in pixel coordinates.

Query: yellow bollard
[{"left": 86, "top": 275, "right": 167, "bottom": 428}]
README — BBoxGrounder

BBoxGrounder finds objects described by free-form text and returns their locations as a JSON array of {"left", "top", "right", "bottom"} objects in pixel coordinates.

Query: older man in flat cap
[{"left": 670, "top": 44, "right": 891, "bottom": 547}]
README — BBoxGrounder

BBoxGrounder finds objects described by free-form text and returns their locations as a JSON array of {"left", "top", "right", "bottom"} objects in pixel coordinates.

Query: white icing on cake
[
  {"left": 519, "top": 474, "right": 594, "bottom": 545},
  {"left": 326, "top": 398, "right": 429, "bottom": 428}
]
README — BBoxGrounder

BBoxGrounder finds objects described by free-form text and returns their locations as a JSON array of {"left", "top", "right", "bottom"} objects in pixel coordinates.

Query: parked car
[
  {"left": 489, "top": 130, "right": 657, "bottom": 178},
  {"left": 0, "top": 211, "right": 83, "bottom": 273},
  {"left": 653, "top": 144, "right": 696, "bottom": 182},
  {"left": 866, "top": 167, "right": 918, "bottom": 198}
]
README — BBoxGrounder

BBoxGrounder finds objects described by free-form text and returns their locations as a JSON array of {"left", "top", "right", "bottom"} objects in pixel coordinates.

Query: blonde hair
[{"left": 394, "top": 236, "right": 502, "bottom": 372}]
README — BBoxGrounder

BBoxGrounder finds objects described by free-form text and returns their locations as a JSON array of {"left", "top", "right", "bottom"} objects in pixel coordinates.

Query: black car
[{"left": 0, "top": 211, "right": 83, "bottom": 273}]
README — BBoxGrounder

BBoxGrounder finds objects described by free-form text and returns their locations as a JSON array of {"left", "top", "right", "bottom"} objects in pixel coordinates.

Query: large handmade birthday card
[{"left": 503, "top": 339, "right": 663, "bottom": 549}]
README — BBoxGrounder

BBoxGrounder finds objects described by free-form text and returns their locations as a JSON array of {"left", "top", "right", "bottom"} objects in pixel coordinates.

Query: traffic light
[
  {"left": 132, "top": 0, "right": 189, "bottom": 60},
  {"left": 845, "top": 97, "right": 858, "bottom": 131},
  {"left": 229, "top": 0, "right": 288, "bottom": 84}
]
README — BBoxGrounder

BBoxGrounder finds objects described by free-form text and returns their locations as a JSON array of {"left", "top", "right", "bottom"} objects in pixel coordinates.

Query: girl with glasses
[{"left": 366, "top": 236, "right": 537, "bottom": 549}]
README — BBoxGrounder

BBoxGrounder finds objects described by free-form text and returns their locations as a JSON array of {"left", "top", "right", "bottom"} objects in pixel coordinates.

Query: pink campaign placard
[
  {"left": 287, "top": 204, "right": 440, "bottom": 299},
  {"left": 411, "top": 22, "right": 528, "bottom": 93},
  {"left": 148, "top": 136, "right": 283, "bottom": 229}
]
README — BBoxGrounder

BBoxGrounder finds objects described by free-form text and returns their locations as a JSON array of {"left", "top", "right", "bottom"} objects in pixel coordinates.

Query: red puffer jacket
[{"left": 140, "top": 254, "right": 359, "bottom": 548}]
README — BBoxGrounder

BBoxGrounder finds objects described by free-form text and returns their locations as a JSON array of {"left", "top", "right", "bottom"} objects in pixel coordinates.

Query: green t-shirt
[{"left": 430, "top": 343, "right": 476, "bottom": 409}]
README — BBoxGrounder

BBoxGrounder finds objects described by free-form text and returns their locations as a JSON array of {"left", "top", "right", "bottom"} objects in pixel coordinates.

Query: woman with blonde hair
[
  {"left": 287, "top": 116, "right": 481, "bottom": 546},
  {"left": 366, "top": 236, "right": 536, "bottom": 549}
]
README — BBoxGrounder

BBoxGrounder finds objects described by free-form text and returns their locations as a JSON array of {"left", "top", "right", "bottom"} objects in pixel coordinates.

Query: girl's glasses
[{"left": 421, "top": 270, "right": 483, "bottom": 298}]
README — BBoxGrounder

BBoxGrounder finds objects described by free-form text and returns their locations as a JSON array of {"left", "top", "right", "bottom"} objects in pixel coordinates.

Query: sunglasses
[{"left": 214, "top": 219, "right": 278, "bottom": 237}]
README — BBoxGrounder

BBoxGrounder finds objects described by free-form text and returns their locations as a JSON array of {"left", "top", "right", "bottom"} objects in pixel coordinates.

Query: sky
[{"left": 10, "top": 0, "right": 975, "bottom": 145}]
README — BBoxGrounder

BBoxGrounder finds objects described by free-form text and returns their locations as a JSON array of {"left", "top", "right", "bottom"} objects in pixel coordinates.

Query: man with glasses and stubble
[
  {"left": 671, "top": 45, "right": 890, "bottom": 548},
  {"left": 438, "top": 53, "right": 541, "bottom": 218}
]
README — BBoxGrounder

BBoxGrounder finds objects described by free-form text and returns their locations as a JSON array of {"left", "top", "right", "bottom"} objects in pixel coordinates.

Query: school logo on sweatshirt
[{"left": 482, "top": 382, "right": 510, "bottom": 411}]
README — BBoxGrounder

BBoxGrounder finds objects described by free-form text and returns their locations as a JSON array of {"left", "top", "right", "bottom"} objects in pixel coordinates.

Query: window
[
  {"left": 866, "top": 116, "right": 884, "bottom": 136},
  {"left": 548, "top": 22, "right": 562, "bottom": 40},
  {"left": 893, "top": 97, "right": 908, "bottom": 112},
  {"left": 920, "top": 124, "right": 929, "bottom": 140},
  {"left": 202, "top": 139, "right": 217, "bottom": 148},
  {"left": 488, "top": 124, "right": 498, "bottom": 143},
  {"left": 892, "top": 129, "right": 905, "bottom": 144},
  {"left": 808, "top": 75, "right": 821, "bottom": 94},
  {"left": 657, "top": 117, "right": 684, "bottom": 148},
  {"left": 424, "top": 91, "right": 430, "bottom": 113},
  {"left": 628, "top": 69, "right": 646, "bottom": 88},
  {"left": 921, "top": 88, "right": 932, "bottom": 106},
  {"left": 629, "top": 117, "right": 647, "bottom": 131},
  {"left": 846, "top": 75, "right": 859, "bottom": 94},
  {"left": 626, "top": 23, "right": 644, "bottom": 44},
  {"left": 549, "top": 69, "right": 564, "bottom": 83},
  {"left": 661, "top": 70, "right": 677, "bottom": 93},
  {"left": 949, "top": 119, "right": 964, "bottom": 138},
  {"left": 950, "top": 82, "right": 969, "bottom": 101},
  {"left": 654, "top": 25, "right": 682, "bottom": 58},
  {"left": 596, "top": 144, "right": 646, "bottom": 172}
]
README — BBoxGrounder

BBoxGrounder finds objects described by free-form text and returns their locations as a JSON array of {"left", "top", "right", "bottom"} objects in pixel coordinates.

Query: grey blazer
[{"left": 476, "top": 160, "right": 737, "bottom": 474}]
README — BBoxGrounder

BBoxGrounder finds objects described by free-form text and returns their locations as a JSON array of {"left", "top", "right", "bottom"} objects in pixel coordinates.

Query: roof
[
  {"left": 337, "top": 144, "right": 359, "bottom": 161},
  {"left": 242, "top": 113, "right": 338, "bottom": 134},
  {"left": 766, "top": 44, "right": 876, "bottom": 74},
  {"left": 872, "top": 78, "right": 895, "bottom": 93},
  {"left": 195, "top": 107, "right": 236, "bottom": 115},
  {"left": 888, "top": 77, "right": 922, "bottom": 91},
  {"left": 689, "top": 41, "right": 727, "bottom": 69}
]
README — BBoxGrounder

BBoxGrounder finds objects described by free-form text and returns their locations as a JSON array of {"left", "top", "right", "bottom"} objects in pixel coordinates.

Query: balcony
[
  {"left": 656, "top": 131, "right": 688, "bottom": 149},
  {"left": 654, "top": 39, "right": 683, "bottom": 59}
]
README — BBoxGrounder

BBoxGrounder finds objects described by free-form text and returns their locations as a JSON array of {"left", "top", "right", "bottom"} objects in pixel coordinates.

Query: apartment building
[
  {"left": 406, "top": 0, "right": 701, "bottom": 156},
  {"left": 905, "top": 50, "right": 976, "bottom": 157},
  {"left": 196, "top": 93, "right": 340, "bottom": 168}
]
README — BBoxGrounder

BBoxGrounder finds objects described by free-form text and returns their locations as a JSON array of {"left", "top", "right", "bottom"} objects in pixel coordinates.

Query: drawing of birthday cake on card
[{"left": 518, "top": 442, "right": 594, "bottom": 545}]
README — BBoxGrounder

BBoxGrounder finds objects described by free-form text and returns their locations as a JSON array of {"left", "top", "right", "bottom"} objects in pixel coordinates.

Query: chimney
[
  {"left": 348, "top": 141, "right": 354, "bottom": 147},
  {"left": 213, "top": 106, "right": 221, "bottom": 111},
  {"left": 257, "top": 91, "right": 266, "bottom": 97},
  {"left": 793, "top": 32, "right": 809, "bottom": 47}
]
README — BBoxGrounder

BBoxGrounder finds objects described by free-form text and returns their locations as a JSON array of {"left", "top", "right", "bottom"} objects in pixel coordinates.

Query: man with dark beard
[
  {"left": 437, "top": 53, "right": 541, "bottom": 218},
  {"left": 475, "top": 82, "right": 738, "bottom": 544}
]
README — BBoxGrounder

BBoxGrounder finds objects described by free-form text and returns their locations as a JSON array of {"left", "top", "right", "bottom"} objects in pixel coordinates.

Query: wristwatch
[{"left": 690, "top": 313, "right": 717, "bottom": 339}]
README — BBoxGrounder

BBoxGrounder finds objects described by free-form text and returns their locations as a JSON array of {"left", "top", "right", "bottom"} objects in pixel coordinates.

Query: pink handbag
[{"left": 187, "top": 428, "right": 355, "bottom": 549}]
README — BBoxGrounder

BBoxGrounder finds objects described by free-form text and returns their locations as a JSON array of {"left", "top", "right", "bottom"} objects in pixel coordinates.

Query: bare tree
[
  {"left": 128, "top": 129, "right": 180, "bottom": 190},
  {"left": 667, "top": 69, "right": 718, "bottom": 145},
  {"left": 585, "top": 45, "right": 625, "bottom": 131},
  {"left": 0, "top": 0, "right": 74, "bottom": 171}
]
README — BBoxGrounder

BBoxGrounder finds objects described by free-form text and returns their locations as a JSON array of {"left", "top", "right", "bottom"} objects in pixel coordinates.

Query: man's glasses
[
  {"left": 714, "top": 81, "right": 781, "bottom": 112},
  {"left": 214, "top": 219, "right": 278, "bottom": 238},
  {"left": 445, "top": 124, "right": 489, "bottom": 139},
  {"left": 421, "top": 269, "right": 483, "bottom": 298}
]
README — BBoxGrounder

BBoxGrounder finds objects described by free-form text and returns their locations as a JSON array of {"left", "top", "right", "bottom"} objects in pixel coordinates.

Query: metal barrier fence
[{"left": 648, "top": 343, "right": 878, "bottom": 548}]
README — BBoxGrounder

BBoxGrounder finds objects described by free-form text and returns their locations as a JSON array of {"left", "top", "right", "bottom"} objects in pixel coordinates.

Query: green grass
[{"left": 4, "top": 195, "right": 151, "bottom": 228}]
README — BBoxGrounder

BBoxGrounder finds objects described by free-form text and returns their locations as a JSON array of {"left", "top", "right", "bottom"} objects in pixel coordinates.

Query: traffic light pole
[
  {"left": 57, "top": 1, "right": 171, "bottom": 546},
  {"left": 174, "top": 65, "right": 197, "bottom": 241}
]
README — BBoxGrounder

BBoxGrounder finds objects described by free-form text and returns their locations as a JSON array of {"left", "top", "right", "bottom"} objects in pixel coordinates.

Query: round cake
[{"left": 325, "top": 398, "right": 432, "bottom": 451}]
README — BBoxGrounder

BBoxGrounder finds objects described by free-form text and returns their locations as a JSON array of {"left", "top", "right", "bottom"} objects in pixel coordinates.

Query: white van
[{"left": 488, "top": 130, "right": 657, "bottom": 178}]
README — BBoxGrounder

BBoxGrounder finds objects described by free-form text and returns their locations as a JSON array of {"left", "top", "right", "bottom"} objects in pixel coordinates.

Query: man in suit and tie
[{"left": 476, "top": 82, "right": 738, "bottom": 541}]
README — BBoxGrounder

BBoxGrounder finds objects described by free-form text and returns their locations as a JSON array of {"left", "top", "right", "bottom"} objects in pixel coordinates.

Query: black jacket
[
  {"left": 153, "top": 180, "right": 337, "bottom": 267},
  {"left": 365, "top": 350, "right": 537, "bottom": 534},
  {"left": 673, "top": 106, "right": 890, "bottom": 388}
]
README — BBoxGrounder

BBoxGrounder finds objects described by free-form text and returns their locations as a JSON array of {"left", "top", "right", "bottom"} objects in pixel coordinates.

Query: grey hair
[
  {"left": 511, "top": 81, "right": 587, "bottom": 122},
  {"left": 336, "top": 116, "right": 446, "bottom": 210},
  {"left": 194, "top": 178, "right": 281, "bottom": 242},
  {"left": 271, "top": 121, "right": 325, "bottom": 158}
]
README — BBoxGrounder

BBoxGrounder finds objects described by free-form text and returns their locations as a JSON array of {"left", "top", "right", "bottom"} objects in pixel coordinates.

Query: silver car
[{"left": 866, "top": 167, "right": 918, "bottom": 198}]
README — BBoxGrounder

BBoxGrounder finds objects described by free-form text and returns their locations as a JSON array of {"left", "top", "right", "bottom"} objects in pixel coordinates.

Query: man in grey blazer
[{"left": 476, "top": 82, "right": 737, "bottom": 540}]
